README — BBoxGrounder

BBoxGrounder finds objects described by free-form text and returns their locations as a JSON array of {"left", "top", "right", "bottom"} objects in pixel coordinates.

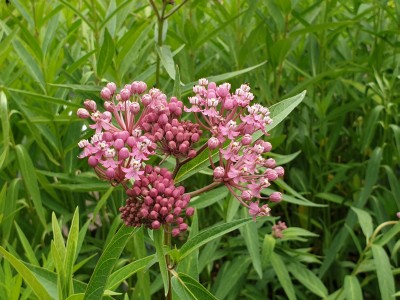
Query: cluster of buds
[
  {"left": 140, "top": 94, "right": 202, "bottom": 159},
  {"left": 272, "top": 221, "right": 287, "bottom": 239},
  {"left": 120, "top": 166, "right": 193, "bottom": 236},
  {"left": 185, "top": 79, "right": 284, "bottom": 219},
  {"left": 77, "top": 81, "right": 198, "bottom": 235}
]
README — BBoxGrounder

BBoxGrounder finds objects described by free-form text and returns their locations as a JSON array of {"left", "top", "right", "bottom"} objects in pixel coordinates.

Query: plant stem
[
  {"left": 188, "top": 181, "right": 222, "bottom": 197},
  {"left": 164, "top": 224, "right": 172, "bottom": 300}
]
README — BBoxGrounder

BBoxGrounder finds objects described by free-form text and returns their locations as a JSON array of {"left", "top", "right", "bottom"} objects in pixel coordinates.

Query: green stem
[
  {"left": 188, "top": 181, "right": 222, "bottom": 197},
  {"left": 164, "top": 224, "right": 172, "bottom": 300}
]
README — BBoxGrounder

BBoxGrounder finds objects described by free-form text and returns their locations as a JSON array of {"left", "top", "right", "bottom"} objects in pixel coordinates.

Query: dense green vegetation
[{"left": 0, "top": 0, "right": 399, "bottom": 299}]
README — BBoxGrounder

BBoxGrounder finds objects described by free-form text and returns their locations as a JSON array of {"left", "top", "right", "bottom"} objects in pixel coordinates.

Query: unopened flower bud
[
  {"left": 88, "top": 156, "right": 98, "bottom": 167},
  {"left": 106, "top": 82, "right": 117, "bottom": 94},
  {"left": 119, "top": 147, "right": 130, "bottom": 160},
  {"left": 265, "top": 169, "right": 278, "bottom": 181},
  {"left": 241, "top": 134, "right": 252, "bottom": 145},
  {"left": 101, "top": 87, "right": 112, "bottom": 100},
  {"left": 269, "top": 192, "right": 282, "bottom": 203},
  {"left": 151, "top": 220, "right": 161, "bottom": 229},
  {"left": 262, "top": 141, "right": 272, "bottom": 152},
  {"left": 130, "top": 102, "right": 140, "bottom": 114},
  {"left": 172, "top": 228, "right": 180, "bottom": 237},
  {"left": 84, "top": 100, "right": 97, "bottom": 112},
  {"left": 77, "top": 108, "right": 90, "bottom": 119},
  {"left": 186, "top": 207, "right": 195, "bottom": 216},
  {"left": 208, "top": 137, "right": 220, "bottom": 149},
  {"left": 275, "top": 166, "right": 284, "bottom": 177},
  {"left": 213, "top": 166, "right": 225, "bottom": 179},
  {"left": 105, "top": 168, "right": 115, "bottom": 179},
  {"left": 131, "top": 81, "right": 147, "bottom": 94},
  {"left": 265, "top": 158, "right": 276, "bottom": 168},
  {"left": 199, "top": 78, "right": 208, "bottom": 86},
  {"left": 141, "top": 94, "right": 152, "bottom": 106},
  {"left": 241, "top": 190, "right": 253, "bottom": 201},
  {"left": 120, "top": 88, "right": 131, "bottom": 101}
]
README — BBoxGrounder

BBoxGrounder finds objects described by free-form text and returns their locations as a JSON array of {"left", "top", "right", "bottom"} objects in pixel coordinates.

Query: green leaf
[
  {"left": 271, "top": 253, "right": 296, "bottom": 300},
  {"left": 289, "top": 262, "right": 328, "bottom": 298},
  {"left": 261, "top": 235, "right": 275, "bottom": 268},
  {"left": 97, "top": 28, "right": 115, "bottom": 77},
  {"left": 15, "top": 144, "right": 46, "bottom": 227},
  {"left": 0, "top": 91, "right": 10, "bottom": 170},
  {"left": 107, "top": 255, "right": 156, "bottom": 290},
  {"left": 351, "top": 207, "right": 373, "bottom": 240},
  {"left": 65, "top": 207, "right": 80, "bottom": 295},
  {"left": 375, "top": 222, "right": 400, "bottom": 247},
  {"left": 66, "top": 294, "right": 84, "bottom": 300},
  {"left": 0, "top": 246, "right": 52, "bottom": 300},
  {"left": 14, "top": 222, "right": 39, "bottom": 266},
  {"left": 179, "top": 218, "right": 253, "bottom": 261},
  {"left": 174, "top": 91, "right": 306, "bottom": 183},
  {"left": 239, "top": 208, "right": 262, "bottom": 278},
  {"left": 172, "top": 272, "right": 218, "bottom": 300},
  {"left": 92, "top": 187, "right": 114, "bottom": 221},
  {"left": 153, "top": 229, "right": 169, "bottom": 296},
  {"left": 156, "top": 45, "right": 176, "bottom": 80},
  {"left": 52, "top": 212, "right": 66, "bottom": 261},
  {"left": 190, "top": 186, "right": 228, "bottom": 209},
  {"left": 344, "top": 275, "right": 363, "bottom": 300},
  {"left": 371, "top": 244, "right": 395, "bottom": 300},
  {"left": 83, "top": 225, "right": 138, "bottom": 300},
  {"left": 173, "top": 64, "right": 181, "bottom": 99}
]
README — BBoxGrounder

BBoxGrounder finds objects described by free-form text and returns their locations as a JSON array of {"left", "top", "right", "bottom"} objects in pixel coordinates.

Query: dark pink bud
[
  {"left": 269, "top": 192, "right": 282, "bottom": 203},
  {"left": 114, "top": 138, "right": 124, "bottom": 150},
  {"left": 84, "top": 100, "right": 97, "bottom": 112},
  {"left": 188, "top": 150, "right": 196, "bottom": 158},
  {"left": 262, "top": 141, "right": 272, "bottom": 152},
  {"left": 241, "top": 190, "right": 253, "bottom": 201},
  {"left": 77, "top": 108, "right": 90, "bottom": 119},
  {"left": 158, "top": 114, "right": 168, "bottom": 125},
  {"left": 168, "top": 141, "right": 177, "bottom": 150},
  {"left": 149, "top": 211, "right": 158, "bottom": 219},
  {"left": 151, "top": 220, "right": 161, "bottom": 229},
  {"left": 119, "top": 147, "right": 130, "bottom": 160},
  {"left": 144, "top": 196, "right": 153, "bottom": 206},
  {"left": 265, "top": 169, "right": 278, "bottom": 181},
  {"left": 176, "top": 217, "right": 184, "bottom": 224},
  {"left": 160, "top": 207, "right": 168, "bottom": 216},
  {"left": 101, "top": 87, "right": 112, "bottom": 100},
  {"left": 213, "top": 166, "right": 225, "bottom": 179},
  {"left": 175, "top": 107, "right": 182, "bottom": 116},
  {"left": 140, "top": 209, "right": 149, "bottom": 218},
  {"left": 265, "top": 158, "right": 276, "bottom": 168},
  {"left": 106, "top": 82, "right": 117, "bottom": 94},
  {"left": 172, "top": 228, "right": 180, "bottom": 237},
  {"left": 241, "top": 134, "right": 252, "bottom": 145},
  {"left": 149, "top": 188, "right": 158, "bottom": 197},
  {"left": 275, "top": 166, "right": 284, "bottom": 177},
  {"left": 105, "top": 168, "right": 115, "bottom": 179},
  {"left": 191, "top": 133, "right": 200, "bottom": 142},
  {"left": 179, "top": 143, "right": 188, "bottom": 153},
  {"left": 179, "top": 223, "right": 188, "bottom": 232},
  {"left": 141, "top": 94, "right": 152, "bottom": 106},
  {"left": 88, "top": 156, "right": 98, "bottom": 167},
  {"left": 166, "top": 131, "right": 174, "bottom": 141},
  {"left": 186, "top": 207, "right": 195, "bottom": 216},
  {"left": 126, "top": 136, "right": 135, "bottom": 147},
  {"left": 176, "top": 132, "right": 184, "bottom": 142},
  {"left": 166, "top": 214, "right": 174, "bottom": 223},
  {"left": 208, "top": 137, "right": 220, "bottom": 149}
]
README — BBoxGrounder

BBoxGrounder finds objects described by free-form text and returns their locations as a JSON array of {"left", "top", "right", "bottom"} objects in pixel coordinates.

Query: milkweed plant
[{"left": 77, "top": 79, "right": 301, "bottom": 298}]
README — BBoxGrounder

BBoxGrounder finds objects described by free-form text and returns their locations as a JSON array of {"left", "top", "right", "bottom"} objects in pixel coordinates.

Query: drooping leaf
[{"left": 371, "top": 244, "right": 395, "bottom": 300}]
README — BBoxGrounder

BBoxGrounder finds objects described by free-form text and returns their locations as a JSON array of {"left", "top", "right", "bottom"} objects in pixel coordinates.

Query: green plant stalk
[
  {"left": 334, "top": 220, "right": 399, "bottom": 300},
  {"left": 164, "top": 224, "right": 172, "bottom": 300}
]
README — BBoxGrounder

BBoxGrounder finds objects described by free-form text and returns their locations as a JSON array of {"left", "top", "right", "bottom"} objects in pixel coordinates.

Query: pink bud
[
  {"left": 265, "top": 158, "right": 276, "bottom": 168},
  {"left": 84, "top": 100, "right": 97, "bottom": 112},
  {"left": 158, "top": 114, "right": 168, "bottom": 125},
  {"left": 179, "top": 223, "right": 188, "bottom": 232},
  {"left": 166, "top": 214, "right": 174, "bottom": 223},
  {"left": 101, "top": 87, "right": 112, "bottom": 100},
  {"left": 241, "top": 190, "right": 253, "bottom": 201},
  {"left": 191, "top": 133, "right": 200, "bottom": 142},
  {"left": 151, "top": 221, "right": 161, "bottom": 229},
  {"left": 208, "top": 137, "right": 220, "bottom": 149},
  {"left": 186, "top": 207, "right": 195, "bottom": 216},
  {"left": 103, "top": 132, "right": 113, "bottom": 141},
  {"left": 88, "top": 156, "right": 98, "bottom": 167},
  {"left": 141, "top": 94, "right": 152, "bottom": 106},
  {"left": 396, "top": 212, "right": 400, "bottom": 219},
  {"left": 262, "top": 141, "right": 272, "bottom": 152},
  {"left": 216, "top": 86, "right": 229, "bottom": 98},
  {"left": 168, "top": 141, "right": 177, "bottom": 150},
  {"left": 208, "top": 82, "right": 217, "bottom": 90},
  {"left": 176, "top": 132, "right": 184, "bottom": 142},
  {"left": 77, "top": 108, "right": 90, "bottom": 119},
  {"left": 131, "top": 81, "right": 147, "bottom": 94},
  {"left": 265, "top": 169, "right": 278, "bottom": 181},
  {"left": 275, "top": 166, "right": 284, "bottom": 177},
  {"left": 188, "top": 150, "right": 196, "bottom": 158},
  {"left": 120, "top": 88, "right": 131, "bottom": 101},
  {"left": 105, "top": 168, "right": 115, "bottom": 179},
  {"left": 223, "top": 98, "right": 234, "bottom": 109},
  {"left": 269, "top": 192, "right": 282, "bottom": 203},
  {"left": 104, "top": 101, "right": 114, "bottom": 112},
  {"left": 241, "top": 134, "right": 252, "bottom": 145},
  {"left": 114, "top": 138, "right": 124, "bottom": 150},
  {"left": 130, "top": 102, "right": 140, "bottom": 114},
  {"left": 213, "top": 166, "right": 225, "bottom": 179},
  {"left": 106, "top": 82, "right": 117, "bottom": 94},
  {"left": 172, "top": 228, "right": 180, "bottom": 237},
  {"left": 119, "top": 147, "right": 130, "bottom": 160},
  {"left": 179, "top": 143, "right": 188, "bottom": 153}
]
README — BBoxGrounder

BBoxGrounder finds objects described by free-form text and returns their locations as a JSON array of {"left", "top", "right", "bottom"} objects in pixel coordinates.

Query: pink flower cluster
[
  {"left": 77, "top": 81, "right": 199, "bottom": 234},
  {"left": 120, "top": 166, "right": 194, "bottom": 236},
  {"left": 272, "top": 221, "right": 287, "bottom": 239},
  {"left": 185, "top": 79, "right": 284, "bottom": 219}
]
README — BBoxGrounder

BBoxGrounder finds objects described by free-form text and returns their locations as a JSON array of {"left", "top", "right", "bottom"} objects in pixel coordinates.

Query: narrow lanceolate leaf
[
  {"left": 65, "top": 208, "right": 80, "bottom": 295},
  {"left": 239, "top": 208, "right": 262, "bottom": 278},
  {"left": 15, "top": 144, "right": 46, "bottom": 227},
  {"left": 156, "top": 45, "right": 176, "bottom": 80},
  {"left": 172, "top": 272, "right": 218, "bottom": 300},
  {"left": 97, "top": 28, "right": 115, "bottom": 77},
  {"left": 107, "top": 255, "right": 155, "bottom": 290},
  {"left": 174, "top": 91, "right": 306, "bottom": 183},
  {"left": 344, "top": 275, "right": 363, "bottom": 300},
  {"left": 351, "top": 207, "right": 373, "bottom": 240},
  {"left": 173, "top": 64, "right": 181, "bottom": 99},
  {"left": 371, "top": 244, "right": 395, "bottom": 300},
  {"left": 271, "top": 253, "right": 296, "bottom": 300},
  {"left": 289, "top": 263, "right": 328, "bottom": 298},
  {"left": 0, "top": 246, "right": 52, "bottom": 300},
  {"left": 83, "top": 226, "right": 138, "bottom": 300},
  {"left": 0, "top": 91, "right": 10, "bottom": 170},
  {"left": 179, "top": 218, "right": 253, "bottom": 261},
  {"left": 153, "top": 229, "right": 169, "bottom": 296},
  {"left": 14, "top": 223, "right": 39, "bottom": 266}
]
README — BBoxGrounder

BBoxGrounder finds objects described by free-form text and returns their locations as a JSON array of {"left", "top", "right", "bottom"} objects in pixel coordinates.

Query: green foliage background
[{"left": 0, "top": 0, "right": 399, "bottom": 299}]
